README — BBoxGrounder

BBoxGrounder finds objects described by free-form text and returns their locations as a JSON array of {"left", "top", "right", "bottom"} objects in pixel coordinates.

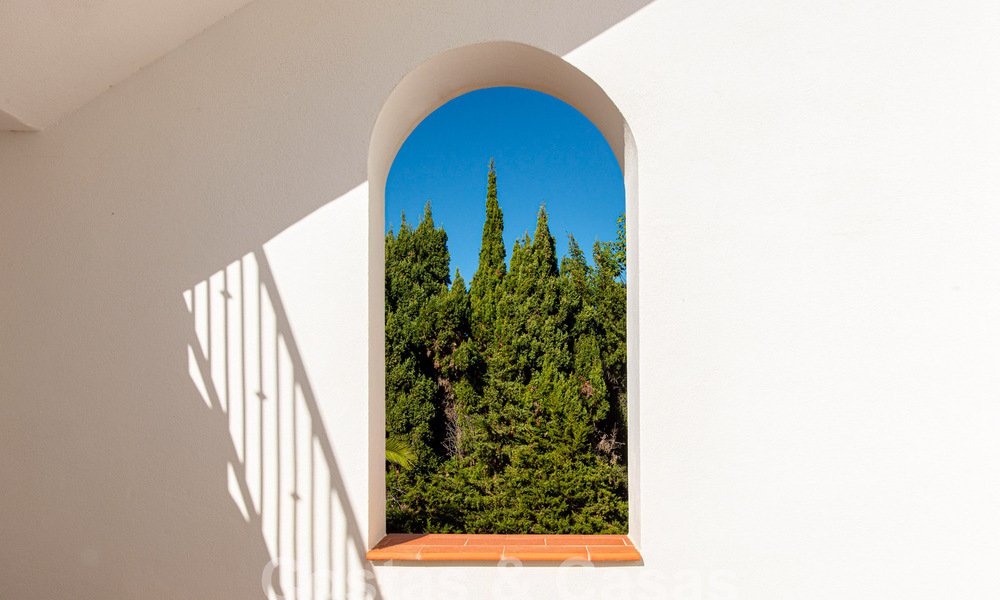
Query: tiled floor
[{"left": 366, "top": 533, "right": 640, "bottom": 562}]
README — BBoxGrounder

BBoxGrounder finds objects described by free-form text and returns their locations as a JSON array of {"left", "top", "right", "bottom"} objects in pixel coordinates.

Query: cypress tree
[
  {"left": 469, "top": 159, "right": 506, "bottom": 353},
  {"left": 385, "top": 202, "right": 456, "bottom": 531},
  {"left": 490, "top": 205, "right": 567, "bottom": 382},
  {"left": 385, "top": 207, "right": 445, "bottom": 462}
]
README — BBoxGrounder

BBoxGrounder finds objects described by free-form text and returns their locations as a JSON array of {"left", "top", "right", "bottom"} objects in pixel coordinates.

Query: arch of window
[{"left": 367, "top": 41, "right": 639, "bottom": 554}]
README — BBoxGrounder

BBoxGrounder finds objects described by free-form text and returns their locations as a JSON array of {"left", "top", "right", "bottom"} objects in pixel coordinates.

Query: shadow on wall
[
  {"left": 0, "top": 3, "right": 655, "bottom": 599},
  {"left": 185, "top": 249, "right": 379, "bottom": 600}
]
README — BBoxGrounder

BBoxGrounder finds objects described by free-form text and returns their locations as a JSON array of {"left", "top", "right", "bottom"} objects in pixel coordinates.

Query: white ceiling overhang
[{"left": 0, "top": 0, "right": 258, "bottom": 131}]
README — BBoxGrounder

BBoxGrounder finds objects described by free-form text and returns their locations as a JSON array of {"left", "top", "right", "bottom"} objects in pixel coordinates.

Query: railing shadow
[{"left": 185, "top": 248, "right": 380, "bottom": 600}]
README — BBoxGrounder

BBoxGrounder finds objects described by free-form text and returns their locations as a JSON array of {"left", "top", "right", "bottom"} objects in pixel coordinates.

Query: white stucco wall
[{"left": 2, "top": 1, "right": 999, "bottom": 599}]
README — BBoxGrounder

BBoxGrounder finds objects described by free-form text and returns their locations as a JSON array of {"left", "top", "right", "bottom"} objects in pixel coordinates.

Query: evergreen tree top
[
  {"left": 472, "top": 159, "right": 506, "bottom": 280},
  {"left": 421, "top": 200, "right": 435, "bottom": 229},
  {"left": 470, "top": 159, "right": 507, "bottom": 348},
  {"left": 532, "top": 204, "right": 558, "bottom": 279},
  {"left": 487, "top": 158, "right": 496, "bottom": 199}
]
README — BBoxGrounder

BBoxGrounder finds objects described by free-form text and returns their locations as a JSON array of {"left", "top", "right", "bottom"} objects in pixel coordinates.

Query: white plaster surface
[{"left": 2, "top": 0, "right": 1000, "bottom": 598}]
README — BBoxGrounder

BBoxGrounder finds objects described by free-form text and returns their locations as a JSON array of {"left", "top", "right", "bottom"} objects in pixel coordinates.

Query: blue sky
[{"left": 385, "top": 87, "right": 624, "bottom": 285}]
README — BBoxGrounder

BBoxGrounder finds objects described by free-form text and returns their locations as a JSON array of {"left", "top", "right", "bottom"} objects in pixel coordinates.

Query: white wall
[{"left": 2, "top": 0, "right": 999, "bottom": 599}]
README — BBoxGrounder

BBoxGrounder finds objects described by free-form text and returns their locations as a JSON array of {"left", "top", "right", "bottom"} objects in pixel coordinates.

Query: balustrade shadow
[{"left": 185, "top": 248, "right": 380, "bottom": 600}]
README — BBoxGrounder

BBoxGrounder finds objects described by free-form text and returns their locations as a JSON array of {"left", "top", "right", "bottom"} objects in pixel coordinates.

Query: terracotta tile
[
  {"left": 504, "top": 535, "right": 547, "bottom": 546},
  {"left": 366, "top": 544, "right": 424, "bottom": 560},
  {"left": 543, "top": 535, "right": 585, "bottom": 545},
  {"left": 586, "top": 546, "right": 641, "bottom": 561},
  {"left": 368, "top": 534, "right": 638, "bottom": 562},
  {"left": 376, "top": 533, "right": 424, "bottom": 548},
  {"left": 581, "top": 534, "right": 628, "bottom": 546},
  {"left": 466, "top": 535, "right": 509, "bottom": 545},
  {"left": 415, "top": 534, "right": 469, "bottom": 546},
  {"left": 420, "top": 545, "right": 504, "bottom": 561},
  {"left": 503, "top": 545, "right": 589, "bottom": 561}
]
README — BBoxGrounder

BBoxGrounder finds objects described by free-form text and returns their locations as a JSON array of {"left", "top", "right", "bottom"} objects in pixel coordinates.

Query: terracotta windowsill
[{"left": 366, "top": 533, "right": 640, "bottom": 562}]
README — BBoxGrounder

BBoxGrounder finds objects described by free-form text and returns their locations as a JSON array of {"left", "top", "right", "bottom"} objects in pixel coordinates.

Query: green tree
[
  {"left": 590, "top": 214, "right": 628, "bottom": 466},
  {"left": 384, "top": 202, "right": 450, "bottom": 462},
  {"left": 469, "top": 159, "right": 506, "bottom": 355},
  {"left": 489, "top": 205, "right": 568, "bottom": 383},
  {"left": 384, "top": 203, "right": 455, "bottom": 530},
  {"left": 384, "top": 165, "right": 628, "bottom": 534}
]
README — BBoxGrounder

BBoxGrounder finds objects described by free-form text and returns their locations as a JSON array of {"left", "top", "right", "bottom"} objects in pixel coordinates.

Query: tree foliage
[{"left": 385, "top": 162, "right": 627, "bottom": 534}]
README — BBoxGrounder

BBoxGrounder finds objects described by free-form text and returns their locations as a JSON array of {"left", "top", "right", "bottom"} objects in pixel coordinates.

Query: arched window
[{"left": 368, "top": 42, "right": 639, "bottom": 558}]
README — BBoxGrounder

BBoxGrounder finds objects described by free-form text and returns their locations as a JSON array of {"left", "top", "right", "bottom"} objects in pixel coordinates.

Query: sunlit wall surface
[{"left": 1, "top": 0, "right": 999, "bottom": 599}]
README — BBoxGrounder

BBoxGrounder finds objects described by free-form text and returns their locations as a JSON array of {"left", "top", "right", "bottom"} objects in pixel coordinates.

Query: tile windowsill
[{"left": 367, "top": 533, "right": 640, "bottom": 562}]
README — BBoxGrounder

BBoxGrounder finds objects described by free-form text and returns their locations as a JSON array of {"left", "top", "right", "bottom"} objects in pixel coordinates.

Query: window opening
[{"left": 383, "top": 87, "right": 627, "bottom": 536}]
